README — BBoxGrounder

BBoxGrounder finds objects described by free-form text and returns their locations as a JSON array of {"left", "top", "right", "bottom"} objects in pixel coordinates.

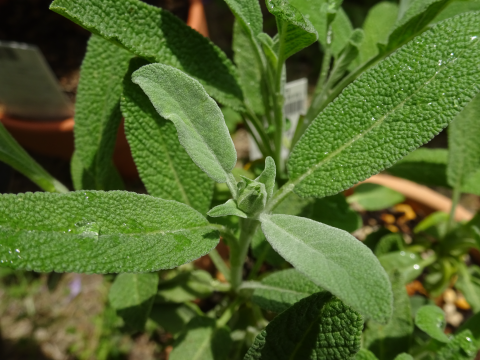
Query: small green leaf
[
  {"left": 169, "top": 316, "right": 232, "bottom": 360},
  {"left": 415, "top": 305, "right": 449, "bottom": 343},
  {"left": 288, "top": 0, "right": 327, "bottom": 47},
  {"left": 0, "top": 122, "right": 67, "bottom": 193},
  {"left": 329, "top": 29, "right": 364, "bottom": 85},
  {"left": 244, "top": 292, "right": 363, "bottom": 360},
  {"left": 121, "top": 58, "right": 213, "bottom": 214},
  {"left": 436, "top": 329, "right": 477, "bottom": 360},
  {"left": 237, "top": 178, "right": 268, "bottom": 216},
  {"left": 378, "top": 251, "right": 424, "bottom": 284},
  {"left": 256, "top": 157, "right": 276, "bottom": 201},
  {"left": 208, "top": 199, "right": 248, "bottom": 219},
  {"left": 289, "top": 12, "right": 480, "bottom": 198},
  {"left": 347, "top": 183, "right": 405, "bottom": 211},
  {"left": 266, "top": 0, "right": 318, "bottom": 60},
  {"left": 355, "top": 349, "right": 380, "bottom": 360},
  {"left": 74, "top": 35, "right": 131, "bottom": 191},
  {"left": 363, "top": 271, "right": 413, "bottom": 360},
  {"left": 149, "top": 303, "right": 201, "bottom": 338},
  {"left": 458, "top": 312, "right": 480, "bottom": 349},
  {"left": 49, "top": 0, "right": 243, "bottom": 109},
  {"left": 108, "top": 273, "right": 159, "bottom": 332},
  {"left": 224, "top": 0, "right": 263, "bottom": 36},
  {"left": 374, "top": 233, "right": 405, "bottom": 257},
  {"left": 132, "top": 63, "right": 237, "bottom": 183},
  {"left": 394, "top": 354, "right": 413, "bottom": 360},
  {"left": 155, "top": 270, "right": 215, "bottom": 303},
  {"left": 456, "top": 264, "right": 480, "bottom": 313},
  {"left": 260, "top": 214, "right": 393, "bottom": 323},
  {"left": 357, "top": 2, "right": 399, "bottom": 65},
  {"left": 448, "top": 93, "right": 480, "bottom": 190},
  {"left": 0, "top": 191, "right": 219, "bottom": 273},
  {"left": 250, "top": 269, "right": 323, "bottom": 313},
  {"left": 331, "top": 8, "right": 354, "bottom": 58}
]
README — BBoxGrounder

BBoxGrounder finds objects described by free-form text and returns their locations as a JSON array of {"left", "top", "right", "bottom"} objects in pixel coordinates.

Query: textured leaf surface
[
  {"left": 74, "top": 35, "right": 131, "bottom": 190},
  {"left": 244, "top": 292, "right": 362, "bottom": 360},
  {"left": 289, "top": 12, "right": 480, "bottom": 198},
  {"left": 436, "top": 330, "right": 477, "bottom": 360},
  {"left": 121, "top": 58, "right": 213, "bottom": 214},
  {"left": 357, "top": 2, "right": 399, "bottom": 64},
  {"left": 363, "top": 272, "right": 413, "bottom": 360},
  {"left": 260, "top": 214, "right": 393, "bottom": 323},
  {"left": 0, "top": 191, "right": 218, "bottom": 273},
  {"left": 208, "top": 199, "right": 247, "bottom": 219},
  {"left": 266, "top": 0, "right": 318, "bottom": 59},
  {"left": 49, "top": 0, "right": 243, "bottom": 109},
  {"left": 435, "top": 0, "right": 480, "bottom": 23},
  {"left": 224, "top": 0, "right": 263, "bottom": 36},
  {"left": 347, "top": 184, "right": 405, "bottom": 211},
  {"left": 447, "top": 93, "right": 480, "bottom": 189},
  {"left": 288, "top": 0, "right": 326, "bottom": 45},
  {"left": 0, "top": 122, "right": 67, "bottom": 193},
  {"left": 149, "top": 303, "right": 200, "bottom": 338},
  {"left": 132, "top": 64, "right": 237, "bottom": 183},
  {"left": 415, "top": 305, "right": 449, "bottom": 342},
  {"left": 108, "top": 273, "right": 159, "bottom": 331},
  {"left": 169, "top": 316, "right": 232, "bottom": 360},
  {"left": 251, "top": 269, "right": 323, "bottom": 313}
]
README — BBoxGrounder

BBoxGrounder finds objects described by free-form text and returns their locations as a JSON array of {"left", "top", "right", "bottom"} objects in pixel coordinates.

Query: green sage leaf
[
  {"left": 289, "top": 12, "right": 480, "bottom": 198},
  {"left": 435, "top": 0, "right": 480, "bottom": 23},
  {"left": 108, "top": 272, "right": 159, "bottom": 332},
  {"left": 330, "top": 8, "right": 354, "bottom": 58},
  {"left": 224, "top": 0, "right": 263, "bottom": 36},
  {"left": 121, "top": 58, "right": 213, "bottom": 214},
  {"left": 436, "top": 330, "right": 477, "bottom": 360},
  {"left": 169, "top": 316, "right": 232, "bottom": 360},
  {"left": 456, "top": 264, "right": 480, "bottom": 313},
  {"left": 355, "top": 349, "right": 380, "bottom": 360},
  {"left": 132, "top": 63, "right": 237, "bottom": 183},
  {"left": 378, "top": 251, "right": 424, "bottom": 284},
  {"left": 149, "top": 303, "right": 201, "bottom": 338},
  {"left": 266, "top": 0, "right": 318, "bottom": 60},
  {"left": 0, "top": 191, "right": 219, "bottom": 273},
  {"left": 394, "top": 355, "right": 414, "bottom": 360},
  {"left": 73, "top": 35, "right": 131, "bottom": 191},
  {"left": 49, "top": 0, "right": 243, "bottom": 109},
  {"left": 251, "top": 268, "right": 323, "bottom": 313},
  {"left": 208, "top": 199, "right": 248, "bottom": 219},
  {"left": 0, "top": 122, "right": 67, "bottom": 193},
  {"left": 458, "top": 312, "right": 480, "bottom": 348},
  {"left": 260, "top": 214, "right": 393, "bottom": 323},
  {"left": 288, "top": 0, "right": 327, "bottom": 46},
  {"left": 244, "top": 292, "right": 362, "bottom": 360},
  {"left": 447, "top": 93, "right": 480, "bottom": 190},
  {"left": 363, "top": 271, "right": 413, "bottom": 360},
  {"left": 155, "top": 270, "right": 215, "bottom": 303},
  {"left": 347, "top": 184, "right": 405, "bottom": 211},
  {"left": 414, "top": 305, "right": 449, "bottom": 342}
]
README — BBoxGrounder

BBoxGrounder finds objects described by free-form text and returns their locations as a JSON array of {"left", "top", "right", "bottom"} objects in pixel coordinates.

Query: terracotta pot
[{"left": 0, "top": 0, "right": 209, "bottom": 178}]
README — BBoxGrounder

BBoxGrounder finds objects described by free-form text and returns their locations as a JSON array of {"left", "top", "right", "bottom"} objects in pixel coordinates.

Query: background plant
[{"left": 1, "top": 0, "right": 480, "bottom": 358}]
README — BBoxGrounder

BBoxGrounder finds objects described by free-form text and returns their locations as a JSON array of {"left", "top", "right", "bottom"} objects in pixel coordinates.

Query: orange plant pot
[{"left": 0, "top": 0, "right": 208, "bottom": 178}]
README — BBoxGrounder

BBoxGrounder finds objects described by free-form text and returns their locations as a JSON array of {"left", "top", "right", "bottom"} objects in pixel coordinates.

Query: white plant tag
[
  {"left": 249, "top": 77, "right": 308, "bottom": 161},
  {"left": 0, "top": 41, "right": 72, "bottom": 120}
]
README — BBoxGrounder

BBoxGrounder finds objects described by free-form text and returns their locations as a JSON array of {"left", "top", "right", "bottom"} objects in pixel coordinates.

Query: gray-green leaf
[
  {"left": 169, "top": 316, "right": 232, "bottom": 360},
  {"left": 0, "top": 122, "right": 67, "bottom": 193},
  {"left": 132, "top": 63, "right": 237, "bottom": 183},
  {"left": 251, "top": 268, "right": 324, "bottom": 313},
  {"left": 447, "top": 93, "right": 480, "bottom": 190},
  {"left": 347, "top": 184, "right": 405, "bottom": 211},
  {"left": 0, "top": 191, "right": 218, "bottom": 273},
  {"left": 208, "top": 199, "right": 248, "bottom": 219},
  {"left": 363, "top": 271, "right": 413, "bottom": 360},
  {"left": 289, "top": 11, "right": 480, "bottom": 198},
  {"left": 260, "top": 214, "right": 393, "bottom": 323},
  {"left": 256, "top": 157, "right": 276, "bottom": 200},
  {"left": 49, "top": 0, "right": 243, "bottom": 109},
  {"left": 244, "top": 292, "right": 363, "bottom": 360},
  {"left": 415, "top": 305, "right": 449, "bottom": 342},
  {"left": 156, "top": 270, "right": 215, "bottom": 303},
  {"left": 121, "top": 58, "right": 213, "bottom": 214},
  {"left": 378, "top": 251, "right": 424, "bottom": 284},
  {"left": 266, "top": 0, "right": 318, "bottom": 60},
  {"left": 73, "top": 34, "right": 131, "bottom": 191},
  {"left": 108, "top": 273, "right": 159, "bottom": 332}
]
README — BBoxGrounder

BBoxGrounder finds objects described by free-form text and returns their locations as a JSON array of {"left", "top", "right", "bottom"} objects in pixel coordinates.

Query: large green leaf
[
  {"left": 414, "top": 305, "right": 449, "bottom": 342},
  {"left": 73, "top": 35, "right": 131, "bottom": 191},
  {"left": 288, "top": 11, "right": 480, "bottom": 198},
  {"left": 447, "top": 93, "right": 480, "bottom": 190},
  {"left": 121, "top": 58, "right": 213, "bottom": 214},
  {"left": 132, "top": 64, "right": 237, "bottom": 183},
  {"left": 435, "top": 0, "right": 480, "bottom": 23},
  {"left": 251, "top": 269, "right": 324, "bottom": 313},
  {"left": 260, "top": 214, "right": 393, "bottom": 323},
  {"left": 357, "top": 2, "right": 399, "bottom": 65},
  {"left": 169, "top": 316, "right": 232, "bottom": 360},
  {"left": 49, "top": 0, "right": 243, "bottom": 109},
  {"left": 0, "top": 122, "right": 67, "bottom": 193},
  {"left": 0, "top": 191, "right": 218, "bottom": 273},
  {"left": 266, "top": 0, "right": 318, "bottom": 60},
  {"left": 363, "top": 272, "right": 413, "bottom": 360},
  {"left": 436, "top": 330, "right": 477, "bottom": 360},
  {"left": 224, "top": 0, "right": 263, "bottom": 36},
  {"left": 108, "top": 273, "right": 159, "bottom": 331},
  {"left": 288, "top": 0, "right": 327, "bottom": 46},
  {"left": 244, "top": 292, "right": 363, "bottom": 360}
]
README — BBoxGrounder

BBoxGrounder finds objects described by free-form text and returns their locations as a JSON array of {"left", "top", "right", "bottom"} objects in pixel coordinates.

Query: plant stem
[
  {"left": 209, "top": 248, "right": 231, "bottom": 282},
  {"left": 448, "top": 185, "right": 462, "bottom": 232},
  {"left": 217, "top": 297, "right": 243, "bottom": 328},
  {"left": 230, "top": 218, "right": 260, "bottom": 291}
]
